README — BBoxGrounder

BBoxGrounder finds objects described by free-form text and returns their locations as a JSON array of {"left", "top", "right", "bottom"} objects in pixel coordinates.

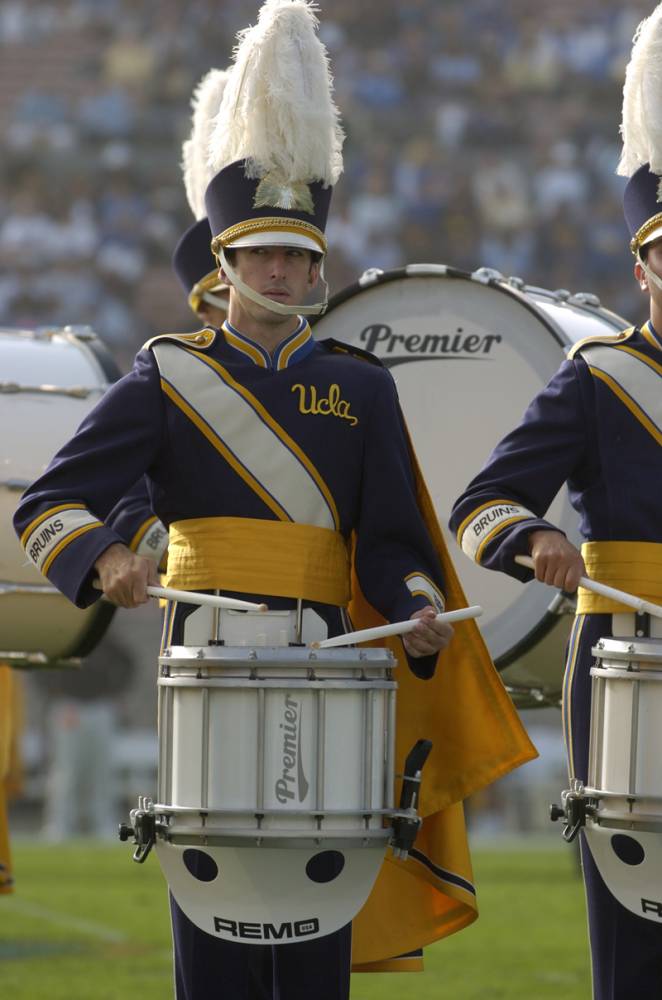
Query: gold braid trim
[
  {"left": 630, "top": 211, "right": 662, "bottom": 255},
  {"left": 188, "top": 270, "right": 229, "bottom": 313},
  {"left": 211, "top": 217, "right": 327, "bottom": 255}
]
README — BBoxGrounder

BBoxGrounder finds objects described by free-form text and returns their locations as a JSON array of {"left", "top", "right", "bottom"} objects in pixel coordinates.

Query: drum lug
[
  {"left": 120, "top": 801, "right": 165, "bottom": 864},
  {"left": 550, "top": 780, "right": 591, "bottom": 843},
  {"left": 390, "top": 738, "right": 432, "bottom": 860}
]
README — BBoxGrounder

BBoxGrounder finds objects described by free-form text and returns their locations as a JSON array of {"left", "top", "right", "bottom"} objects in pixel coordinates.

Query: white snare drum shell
[
  {"left": 155, "top": 646, "right": 397, "bottom": 940},
  {"left": 589, "top": 638, "right": 662, "bottom": 809},
  {"left": 585, "top": 638, "right": 662, "bottom": 923}
]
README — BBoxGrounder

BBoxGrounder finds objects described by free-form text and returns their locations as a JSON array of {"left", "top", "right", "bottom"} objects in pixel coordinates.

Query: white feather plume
[
  {"left": 208, "top": 0, "right": 344, "bottom": 187},
  {"left": 182, "top": 68, "right": 230, "bottom": 218},
  {"left": 618, "top": 4, "right": 662, "bottom": 178}
]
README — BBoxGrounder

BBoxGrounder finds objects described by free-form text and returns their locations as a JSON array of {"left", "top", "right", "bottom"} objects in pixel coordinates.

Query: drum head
[
  {"left": 158, "top": 841, "right": 386, "bottom": 943},
  {"left": 313, "top": 268, "right": 630, "bottom": 696},
  {"left": 585, "top": 824, "right": 662, "bottom": 923},
  {"left": 0, "top": 327, "right": 120, "bottom": 664}
]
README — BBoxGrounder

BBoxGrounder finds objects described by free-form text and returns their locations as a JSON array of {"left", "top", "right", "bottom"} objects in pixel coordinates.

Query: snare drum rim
[
  {"left": 160, "top": 645, "right": 397, "bottom": 667},
  {"left": 592, "top": 636, "right": 662, "bottom": 662}
]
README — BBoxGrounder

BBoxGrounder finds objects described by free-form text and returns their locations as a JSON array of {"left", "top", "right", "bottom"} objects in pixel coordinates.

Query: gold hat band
[{"left": 211, "top": 217, "right": 327, "bottom": 256}]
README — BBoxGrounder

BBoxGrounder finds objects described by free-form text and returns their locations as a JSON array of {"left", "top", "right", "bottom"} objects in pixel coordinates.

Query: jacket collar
[{"left": 221, "top": 317, "right": 314, "bottom": 370}]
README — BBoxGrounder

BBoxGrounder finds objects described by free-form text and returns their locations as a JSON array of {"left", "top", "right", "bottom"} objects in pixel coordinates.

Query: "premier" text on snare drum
[{"left": 275, "top": 694, "right": 309, "bottom": 804}]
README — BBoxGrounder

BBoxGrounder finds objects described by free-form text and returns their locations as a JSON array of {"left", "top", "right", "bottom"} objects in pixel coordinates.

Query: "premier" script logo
[{"left": 275, "top": 694, "right": 309, "bottom": 804}]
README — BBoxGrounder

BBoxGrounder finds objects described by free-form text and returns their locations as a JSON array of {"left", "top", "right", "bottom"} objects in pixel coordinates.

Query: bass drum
[
  {"left": 0, "top": 326, "right": 119, "bottom": 667},
  {"left": 312, "top": 265, "right": 632, "bottom": 708}
]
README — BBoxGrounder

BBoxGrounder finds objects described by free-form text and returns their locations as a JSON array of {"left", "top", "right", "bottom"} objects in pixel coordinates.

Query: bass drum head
[
  {"left": 0, "top": 326, "right": 119, "bottom": 666},
  {"left": 313, "top": 266, "right": 631, "bottom": 706}
]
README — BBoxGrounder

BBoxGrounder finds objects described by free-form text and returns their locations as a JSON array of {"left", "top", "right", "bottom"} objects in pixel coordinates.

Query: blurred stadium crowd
[{"left": 0, "top": 0, "right": 654, "bottom": 368}]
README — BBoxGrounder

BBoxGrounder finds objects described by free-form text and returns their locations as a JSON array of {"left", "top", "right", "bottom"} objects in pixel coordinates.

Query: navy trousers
[
  {"left": 171, "top": 895, "right": 351, "bottom": 1000},
  {"left": 562, "top": 613, "right": 662, "bottom": 998}
]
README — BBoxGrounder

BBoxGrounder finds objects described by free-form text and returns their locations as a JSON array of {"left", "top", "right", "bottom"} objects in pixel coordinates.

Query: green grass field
[{"left": 0, "top": 839, "right": 591, "bottom": 999}]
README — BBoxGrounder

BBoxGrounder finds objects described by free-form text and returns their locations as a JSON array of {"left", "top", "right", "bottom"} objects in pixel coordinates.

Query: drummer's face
[
  {"left": 645, "top": 239, "right": 662, "bottom": 273},
  {"left": 222, "top": 246, "right": 320, "bottom": 320},
  {"left": 636, "top": 238, "right": 662, "bottom": 328}
]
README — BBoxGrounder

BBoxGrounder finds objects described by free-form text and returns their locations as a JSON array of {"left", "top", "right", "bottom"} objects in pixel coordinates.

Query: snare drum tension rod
[{"left": 391, "top": 738, "right": 433, "bottom": 860}]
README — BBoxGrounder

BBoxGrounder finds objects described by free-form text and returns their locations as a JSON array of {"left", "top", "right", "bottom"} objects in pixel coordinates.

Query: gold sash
[
  {"left": 166, "top": 516, "right": 351, "bottom": 606},
  {"left": 577, "top": 541, "right": 662, "bottom": 614}
]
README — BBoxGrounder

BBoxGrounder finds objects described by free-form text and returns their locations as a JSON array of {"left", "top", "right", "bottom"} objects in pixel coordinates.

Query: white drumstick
[
  {"left": 514, "top": 554, "right": 662, "bottom": 620},
  {"left": 93, "top": 581, "right": 267, "bottom": 612},
  {"left": 312, "top": 605, "right": 483, "bottom": 649}
]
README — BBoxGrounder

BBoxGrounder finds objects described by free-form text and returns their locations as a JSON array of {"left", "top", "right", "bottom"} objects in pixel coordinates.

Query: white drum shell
[
  {"left": 588, "top": 638, "right": 662, "bottom": 816},
  {"left": 312, "top": 268, "right": 631, "bottom": 705},
  {"left": 585, "top": 638, "right": 662, "bottom": 923},
  {"left": 0, "top": 327, "right": 118, "bottom": 665},
  {"left": 158, "top": 645, "right": 396, "bottom": 841},
  {"left": 155, "top": 645, "right": 396, "bottom": 941}
]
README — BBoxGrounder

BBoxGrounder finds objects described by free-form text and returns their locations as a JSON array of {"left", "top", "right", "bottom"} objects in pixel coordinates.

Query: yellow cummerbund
[
  {"left": 166, "top": 516, "right": 351, "bottom": 606},
  {"left": 577, "top": 541, "right": 662, "bottom": 615}
]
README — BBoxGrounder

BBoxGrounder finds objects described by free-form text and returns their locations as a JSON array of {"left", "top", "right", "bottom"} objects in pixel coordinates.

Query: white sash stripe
[
  {"left": 405, "top": 574, "right": 445, "bottom": 612},
  {"left": 153, "top": 344, "right": 335, "bottom": 529},
  {"left": 135, "top": 519, "right": 169, "bottom": 562},
  {"left": 460, "top": 502, "right": 535, "bottom": 561},
  {"left": 584, "top": 345, "right": 662, "bottom": 437},
  {"left": 24, "top": 507, "right": 102, "bottom": 573}
]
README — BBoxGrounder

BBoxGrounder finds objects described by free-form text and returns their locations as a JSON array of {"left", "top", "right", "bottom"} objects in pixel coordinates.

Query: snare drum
[
  {"left": 153, "top": 643, "right": 397, "bottom": 943},
  {"left": 312, "top": 266, "right": 632, "bottom": 706},
  {"left": 582, "top": 637, "right": 662, "bottom": 921},
  {"left": 0, "top": 327, "right": 119, "bottom": 666}
]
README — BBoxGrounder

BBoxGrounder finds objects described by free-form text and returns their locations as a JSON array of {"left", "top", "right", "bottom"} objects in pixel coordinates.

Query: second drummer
[{"left": 449, "top": 8, "right": 662, "bottom": 995}]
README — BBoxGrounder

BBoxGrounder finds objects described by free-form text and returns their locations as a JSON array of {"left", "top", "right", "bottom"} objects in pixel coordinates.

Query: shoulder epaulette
[
  {"left": 318, "top": 337, "right": 384, "bottom": 368},
  {"left": 567, "top": 326, "right": 636, "bottom": 360},
  {"left": 142, "top": 328, "right": 216, "bottom": 352}
]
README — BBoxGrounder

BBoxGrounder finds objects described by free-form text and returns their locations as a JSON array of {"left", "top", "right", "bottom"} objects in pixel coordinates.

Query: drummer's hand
[
  {"left": 94, "top": 543, "right": 158, "bottom": 608},
  {"left": 528, "top": 529, "right": 586, "bottom": 593},
  {"left": 403, "top": 605, "right": 453, "bottom": 658}
]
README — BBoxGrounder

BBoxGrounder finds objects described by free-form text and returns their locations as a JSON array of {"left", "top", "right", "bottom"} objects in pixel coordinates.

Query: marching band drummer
[
  {"left": 450, "top": 8, "right": 662, "bottom": 996},
  {"left": 13, "top": 2, "right": 534, "bottom": 998}
]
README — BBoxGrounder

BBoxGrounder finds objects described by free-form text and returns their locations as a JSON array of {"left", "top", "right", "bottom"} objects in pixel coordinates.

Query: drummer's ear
[
  {"left": 218, "top": 248, "right": 235, "bottom": 287},
  {"left": 634, "top": 260, "right": 648, "bottom": 291},
  {"left": 308, "top": 251, "right": 322, "bottom": 287}
]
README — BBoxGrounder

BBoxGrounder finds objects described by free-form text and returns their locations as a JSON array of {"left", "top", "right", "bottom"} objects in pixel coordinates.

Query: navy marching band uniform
[
  {"left": 14, "top": 321, "right": 447, "bottom": 639},
  {"left": 14, "top": 319, "right": 449, "bottom": 999},
  {"left": 14, "top": 3, "right": 536, "bottom": 993},
  {"left": 450, "top": 318, "right": 662, "bottom": 996}
]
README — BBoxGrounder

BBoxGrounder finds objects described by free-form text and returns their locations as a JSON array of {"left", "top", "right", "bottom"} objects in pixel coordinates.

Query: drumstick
[
  {"left": 312, "top": 606, "right": 483, "bottom": 649},
  {"left": 514, "top": 554, "right": 662, "bottom": 620},
  {"left": 93, "top": 581, "right": 267, "bottom": 612}
]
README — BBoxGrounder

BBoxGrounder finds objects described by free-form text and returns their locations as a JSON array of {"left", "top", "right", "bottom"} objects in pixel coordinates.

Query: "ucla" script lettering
[{"left": 291, "top": 383, "right": 358, "bottom": 427}]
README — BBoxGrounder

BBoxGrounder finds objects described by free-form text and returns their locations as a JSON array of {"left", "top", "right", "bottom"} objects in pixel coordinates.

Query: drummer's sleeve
[
  {"left": 449, "top": 358, "right": 594, "bottom": 582},
  {"left": 105, "top": 477, "right": 169, "bottom": 572},
  {"left": 354, "top": 368, "right": 447, "bottom": 658},
  {"left": 13, "top": 350, "right": 165, "bottom": 608}
]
